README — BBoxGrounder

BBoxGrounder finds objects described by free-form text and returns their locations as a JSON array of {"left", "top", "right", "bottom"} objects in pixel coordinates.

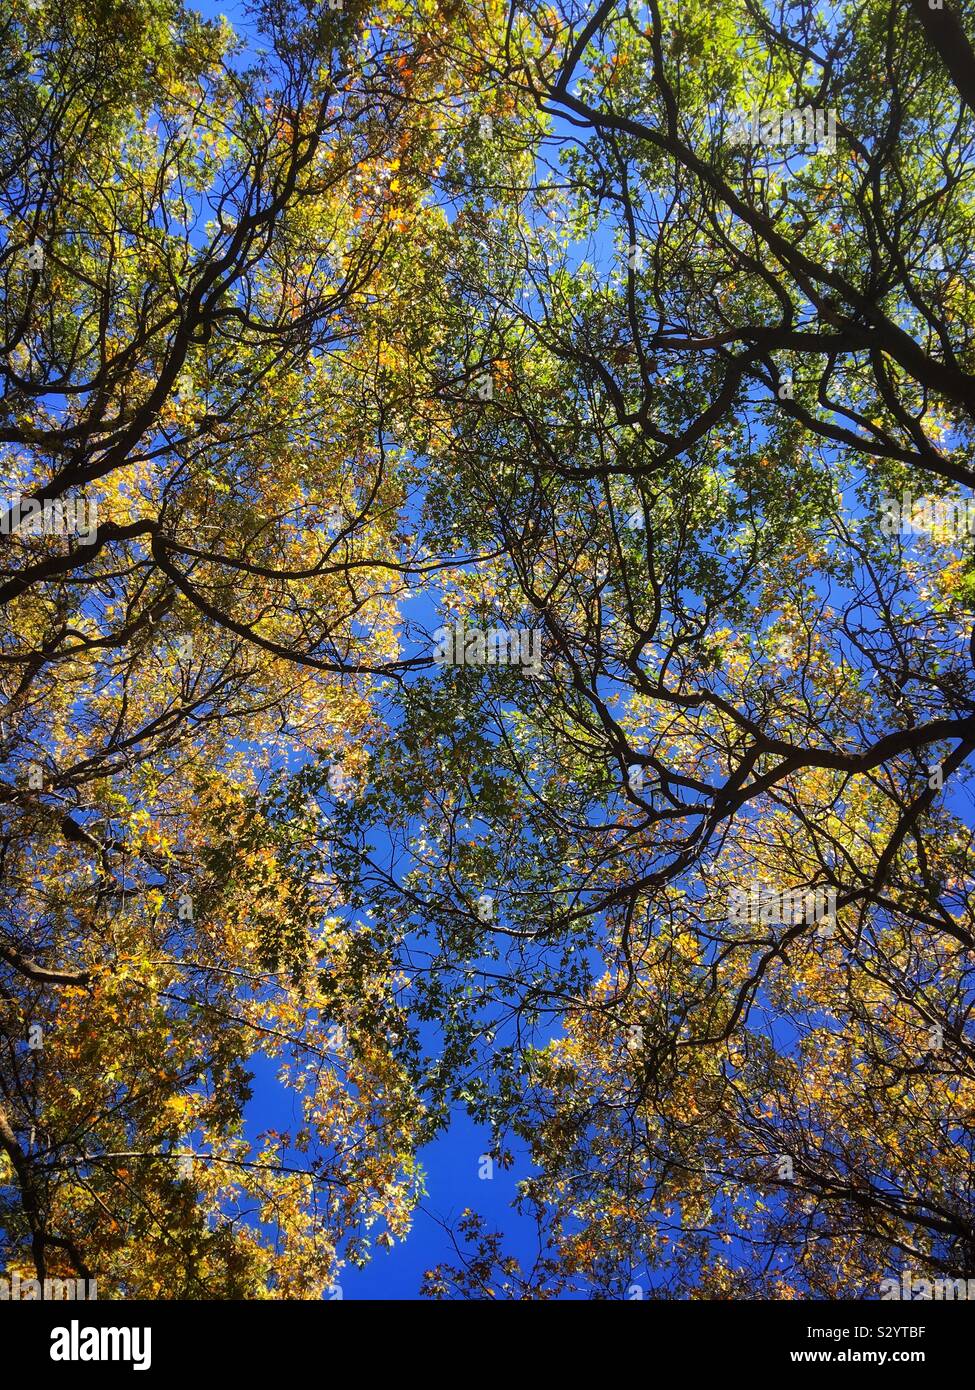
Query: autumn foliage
[{"left": 3, "top": 0, "right": 975, "bottom": 1298}]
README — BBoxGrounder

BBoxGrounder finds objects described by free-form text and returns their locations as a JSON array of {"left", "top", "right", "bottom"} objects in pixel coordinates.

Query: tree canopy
[{"left": 3, "top": 0, "right": 975, "bottom": 1299}]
